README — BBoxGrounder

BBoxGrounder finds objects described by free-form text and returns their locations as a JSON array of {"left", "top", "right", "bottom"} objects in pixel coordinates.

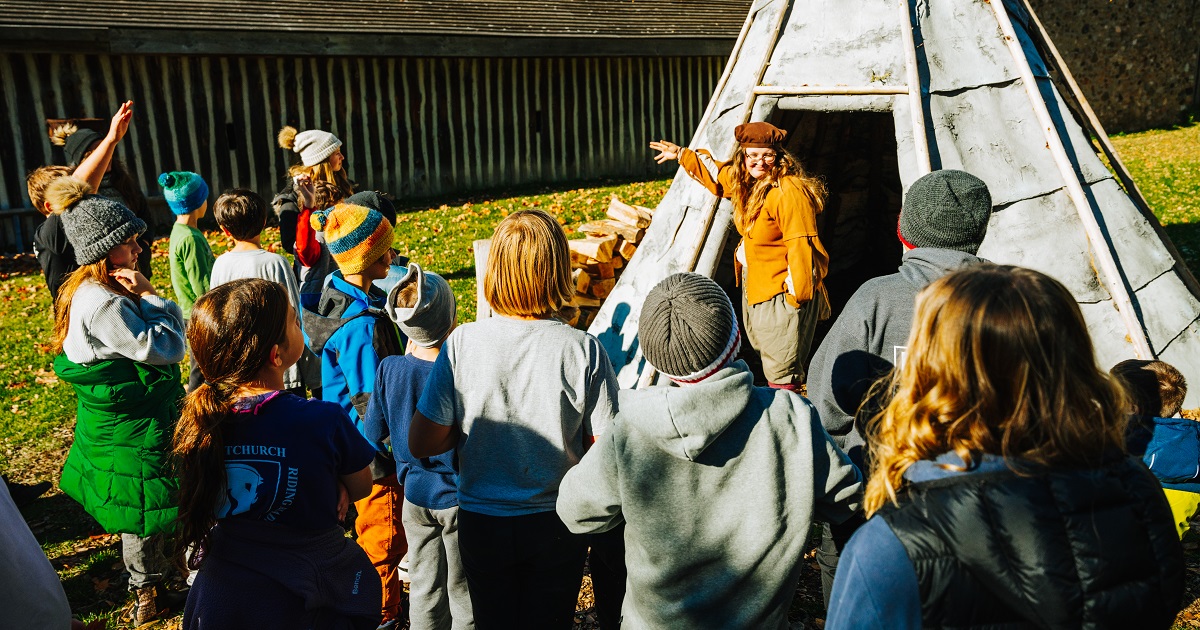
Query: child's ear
[{"left": 269, "top": 343, "right": 283, "bottom": 368}]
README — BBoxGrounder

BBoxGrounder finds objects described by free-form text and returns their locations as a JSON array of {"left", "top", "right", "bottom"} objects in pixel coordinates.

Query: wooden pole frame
[
  {"left": 1017, "top": 0, "right": 1200, "bottom": 305},
  {"left": 899, "top": 0, "right": 932, "bottom": 174},
  {"left": 987, "top": 0, "right": 1154, "bottom": 359},
  {"left": 752, "top": 85, "right": 909, "bottom": 95}
]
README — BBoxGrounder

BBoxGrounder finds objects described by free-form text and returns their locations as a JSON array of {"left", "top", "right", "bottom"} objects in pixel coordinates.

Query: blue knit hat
[{"left": 158, "top": 171, "right": 209, "bottom": 215}]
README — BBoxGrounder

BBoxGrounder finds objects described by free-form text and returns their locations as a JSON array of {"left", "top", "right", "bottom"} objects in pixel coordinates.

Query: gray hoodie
[
  {"left": 806, "top": 248, "right": 985, "bottom": 465},
  {"left": 556, "top": 361, "right": 862, "bottom": 630}
]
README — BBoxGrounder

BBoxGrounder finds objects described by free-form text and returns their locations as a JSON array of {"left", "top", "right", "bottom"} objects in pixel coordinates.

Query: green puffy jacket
[{"left": 55, "top": 354, "right": 184, "bottom": 537}]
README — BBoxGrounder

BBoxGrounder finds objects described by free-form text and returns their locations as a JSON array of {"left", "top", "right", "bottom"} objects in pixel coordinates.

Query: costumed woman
[{"left": 651, "top": 122, "right": 830, "bottom": 389}]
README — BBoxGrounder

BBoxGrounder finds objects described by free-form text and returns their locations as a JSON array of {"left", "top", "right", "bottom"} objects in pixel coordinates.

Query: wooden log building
[{"left": 0, "top": 0, "right": 746, "bottom": 251}]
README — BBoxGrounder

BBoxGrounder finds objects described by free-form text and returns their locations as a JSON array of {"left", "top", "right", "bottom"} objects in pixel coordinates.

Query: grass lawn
[{"left": 0, "top": 121, "right": 1197, "bottom": 628}]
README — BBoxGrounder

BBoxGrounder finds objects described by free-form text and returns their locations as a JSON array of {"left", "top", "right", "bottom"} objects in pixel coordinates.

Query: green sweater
[
  {"left": 55, "top": 354, "right": 184, "bottom": 537},
  {"left": 169, "top": 222, "right": 214, "bottom": 319}
]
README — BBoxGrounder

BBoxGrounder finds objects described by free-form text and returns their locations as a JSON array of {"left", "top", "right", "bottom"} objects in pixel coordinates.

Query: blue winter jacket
[
  {"left": 303, "top": 271, "right": 405, "bottom": 435},
  {"left": 1128, "top": 415, "right": 1200, "bottom": 493}
]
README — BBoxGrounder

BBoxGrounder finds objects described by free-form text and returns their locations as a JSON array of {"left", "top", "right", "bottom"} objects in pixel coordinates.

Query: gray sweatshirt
[
  {"left": 556, "top": 361, "right": 862, "bottom": 630},
  {"left": 806, "top": 248, "right": 984, "bottom": 465},
  {"left": 63, "top": 280, "right": 186, "bottom": 366}
]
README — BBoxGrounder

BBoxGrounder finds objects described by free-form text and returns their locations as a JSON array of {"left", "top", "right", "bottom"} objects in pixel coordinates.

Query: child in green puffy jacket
[{"left": 48, "top": 175, "right": 187, "bottom": 625}]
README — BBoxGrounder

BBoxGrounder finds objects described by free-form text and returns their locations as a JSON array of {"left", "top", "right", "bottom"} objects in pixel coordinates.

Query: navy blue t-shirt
[
  {"left": 219, "top": 392, "right": 376, "bottom": 530},
  {"left": 363, "top": 354, "right": 458, "bottom": 510}
]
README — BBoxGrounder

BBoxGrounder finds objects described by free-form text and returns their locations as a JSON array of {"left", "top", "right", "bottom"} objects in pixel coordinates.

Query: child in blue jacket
[
  {"left": 1113, "top": 359, "right": 1197, "bottom": 538},
  {"left": 303, "top": 201, "right": 407, "bottom": 627}
]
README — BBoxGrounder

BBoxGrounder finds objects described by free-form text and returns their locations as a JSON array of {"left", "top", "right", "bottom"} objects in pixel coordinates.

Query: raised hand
[
  {"left": 294, "top": 173, "right": 317, "bottom": 209},
  {"left": 649, "top": 139, "right": 682, "bottom": 164},
  {"left": 108, "top": 100, "right": 134, "bottom": 143}
]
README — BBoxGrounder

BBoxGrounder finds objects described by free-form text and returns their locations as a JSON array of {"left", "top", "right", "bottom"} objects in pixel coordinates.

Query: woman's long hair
[
  {"left": 278, "top": 126, "right": 354, "bottom": 198},
  {"left": 172, "top": 279, "right": 292, "bottom": 567},
  {"left": 862, "top": 265, "right": 1129, "bottom": 515},
  {"left": 726, "top": 144, "right": 827, "bottom": 235}
]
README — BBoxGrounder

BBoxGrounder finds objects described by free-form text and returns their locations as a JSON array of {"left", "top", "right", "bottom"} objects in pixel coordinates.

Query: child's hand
[
  {"left": 110, "top": 268, "right": 155, "bottom": 297},
  {"left": 107, "top": 101, "right": 134, "bottom": 143},
  {"left": 336, "top": 481, "right": 350, "bottom": 521},
  {"left": 294, "top": 174, "right": 316, "bottom": 209}
]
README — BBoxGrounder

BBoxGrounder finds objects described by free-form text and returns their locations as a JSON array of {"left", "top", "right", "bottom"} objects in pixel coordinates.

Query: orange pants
[{"left": 354, "top": 474, "right": 407, "bottom": 623}]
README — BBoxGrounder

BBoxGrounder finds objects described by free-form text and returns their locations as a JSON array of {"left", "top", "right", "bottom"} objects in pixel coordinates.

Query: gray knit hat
[
  {"left": 293, "top": 129, "right": 342, "bottom": 167},
  {"left": 639, "top": 273, "right": 741, "bottom": 384},
  {"left": 61, "top": 195, "right": 147, "bottom": 265},
  {"left": 386, "top": 263, "right": 456, "bottom": 347},
  {"left": 898, "top": 170, "right": 992, "bottom": 254}
]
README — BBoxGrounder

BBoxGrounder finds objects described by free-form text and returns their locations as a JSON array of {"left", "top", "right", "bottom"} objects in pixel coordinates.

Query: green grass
[{"left": 1, "top": 122, "right": 1198, "bottom": 627}]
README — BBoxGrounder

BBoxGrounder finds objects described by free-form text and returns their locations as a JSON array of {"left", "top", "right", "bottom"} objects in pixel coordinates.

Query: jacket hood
[
  {"left": 618, "top": 361, "right": 756, "bottom": 461},
  {"left": 896, "top": 248, "right": 986, "bottom": 289}
]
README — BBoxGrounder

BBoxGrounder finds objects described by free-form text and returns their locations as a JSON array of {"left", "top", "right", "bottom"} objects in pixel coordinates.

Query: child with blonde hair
[
  {"left": 411, "top": 209, "right": 620, "bottom": 629},
  {"left": 48, "top": 176, "right": 186, "bottom": 624}
]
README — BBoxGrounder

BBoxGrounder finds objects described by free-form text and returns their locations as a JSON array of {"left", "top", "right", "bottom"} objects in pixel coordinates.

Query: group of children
[{"left": 14, "top": 104, "right": 1200, "bottom": 630}]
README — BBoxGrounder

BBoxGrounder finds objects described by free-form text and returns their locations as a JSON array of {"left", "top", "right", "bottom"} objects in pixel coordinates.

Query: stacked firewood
[{"left": 567, "top": 196, "right": 654, "bottom": 329}]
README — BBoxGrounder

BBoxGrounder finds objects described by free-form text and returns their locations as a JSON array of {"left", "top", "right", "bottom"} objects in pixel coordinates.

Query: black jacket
[
  {"left": 880, "top": 457, "right": 1184, "bottom": 629},
  {"left": 33, "top": 213, "right": 77, "bottom": 300}
]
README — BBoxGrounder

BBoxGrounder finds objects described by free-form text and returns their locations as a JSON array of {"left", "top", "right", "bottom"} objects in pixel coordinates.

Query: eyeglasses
[{"left": 745, "top": 153, "right": 777, "bottom": 166}]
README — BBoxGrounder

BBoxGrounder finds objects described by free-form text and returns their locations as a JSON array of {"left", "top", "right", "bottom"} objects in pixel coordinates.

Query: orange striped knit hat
[{"left": 310, "top": 202, "right": 394, "bottom": 275}]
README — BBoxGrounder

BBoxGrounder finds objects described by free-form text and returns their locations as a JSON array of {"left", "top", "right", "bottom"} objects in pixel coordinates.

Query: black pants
[
  {"left": 458, "top": 509, "right": 588, "bottom": 630},
  {"left": 588, "top": 525, "right": 627, "bottom": 630}
]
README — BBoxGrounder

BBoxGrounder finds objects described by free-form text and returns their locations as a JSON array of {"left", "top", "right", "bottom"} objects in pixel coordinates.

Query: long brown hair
[
  {"left": 863, "top": 265, "right": 1129, "bottom": 515},
  {"left": 52, "top": 260, "right": 137, "bottom": 355},
  {"left": 727, "top": 145, "right": 827, "bottom": 235},
  {"left": 172, "top": 279, "right": 291, "bottom": 567}
]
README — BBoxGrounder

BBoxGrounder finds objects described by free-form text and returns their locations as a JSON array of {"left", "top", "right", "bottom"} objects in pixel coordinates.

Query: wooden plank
[
  {"left": 607, "top": 196, "right": 652, "bottom": 228},
  {"left": 574, "top": 295, "right": 602, "bottom": 308},
  {"left": 586, "top": 260, "right": 615, "bottom": 279},
  {"left": 568, "top": 236, "right": 615, "bottom": 263},
  {"left": 618, "top": 239, "right": 637, "bottom": 260},
  {"left": 590, "top": 277, "right": 616, "bottom": 299},
  {"left": 573, "top": 267, "right": 590, "bottom": 294},
  {"left": 576, "top": 219, "right": 644, "bottom": 242}
]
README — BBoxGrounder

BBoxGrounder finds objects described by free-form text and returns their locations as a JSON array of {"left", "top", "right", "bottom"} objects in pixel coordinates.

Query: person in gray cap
[
  {"left": 557, "top": 272, "right": 862, "bottom": 630},
  {"left": 805, "top": 168, "right": 992, "bottom": 606},
  {"left": 364, "top": 263, "right": 473, "bottom": 630}
]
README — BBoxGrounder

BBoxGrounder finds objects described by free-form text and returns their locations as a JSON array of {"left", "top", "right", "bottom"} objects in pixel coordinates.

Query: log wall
[{"left": 0, "top": 52, "right": 723, "bottom": 250}]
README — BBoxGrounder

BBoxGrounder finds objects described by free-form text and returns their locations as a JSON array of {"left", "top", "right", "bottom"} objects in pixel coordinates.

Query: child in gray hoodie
[{"left": 556, "top": 273, "right": 863, "bottom": 630}]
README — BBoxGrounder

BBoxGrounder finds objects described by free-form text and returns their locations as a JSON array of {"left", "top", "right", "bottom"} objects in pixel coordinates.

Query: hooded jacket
[
  {"left": 807, "top": 248, "right": 985, "bottom": 465},
  {"left": 556, "top": 361, "right": 862, "bottom": 630},
  {"left": 303, "top": 272, "right": 404, "bottom": 433},
  {"left": 55, "top": 354, "right": 183, "bottom": 537}
]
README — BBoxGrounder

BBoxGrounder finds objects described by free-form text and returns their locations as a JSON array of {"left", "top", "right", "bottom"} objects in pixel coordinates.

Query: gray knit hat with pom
[
  {"left": 639, "top": 273, "right": 741, "bottom": 384},
  {"left": 61, "top": 195, "right": 146, "bottom": 265},
  {"left": 899, "top": 169, "right": 992, "bottom": 254}
]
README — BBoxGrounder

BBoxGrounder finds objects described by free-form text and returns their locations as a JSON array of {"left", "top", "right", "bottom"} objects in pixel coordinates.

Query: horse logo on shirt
[{"left": 218, "top": 463, "right": 265, "bottom": 518}]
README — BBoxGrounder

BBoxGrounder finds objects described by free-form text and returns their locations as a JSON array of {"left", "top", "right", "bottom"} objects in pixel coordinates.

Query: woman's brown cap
[{"left": 735, "top": 121, "right": 787, "bottom": 148}]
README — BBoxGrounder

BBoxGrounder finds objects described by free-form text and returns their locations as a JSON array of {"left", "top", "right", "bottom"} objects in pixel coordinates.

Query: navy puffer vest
[{"left": 880, "top": 457, "right": 1183, "bottom": 629}]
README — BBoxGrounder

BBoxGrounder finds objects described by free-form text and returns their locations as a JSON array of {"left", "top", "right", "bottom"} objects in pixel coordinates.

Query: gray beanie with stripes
[{"left": 639, "top": 273, "right": 741, "bottom": 384}]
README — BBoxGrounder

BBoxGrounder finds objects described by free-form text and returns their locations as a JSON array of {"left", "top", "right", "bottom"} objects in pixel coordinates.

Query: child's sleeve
[
  {"left": 329, "top": 405, "right": 378, "bottom": 475},
  {"left": 416, "top": 348, "right": 458, "bottom": 427},
  {"left": 346, "top": 319, "right": 385, "bottom": 421},
  {"left": 295, "top": 207, "right": 323, "bottom": 268},
  {"left": 556, "top": 426, "right": 624, "bottom": 534},
  {"left": 185, "top": 231, "right": 213, "bottom": 298},
  {"left": 807, "top": 401, "right": 865, "bottom": 525},
  {"left": 363, "top": 361, "right": 390, "bottom": 451},
  {"left": 87, "top": 294, "right": 187, "bottom": 365},
  {"left": 583, "top": 336, "right": 621, "bottom": 439}
]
